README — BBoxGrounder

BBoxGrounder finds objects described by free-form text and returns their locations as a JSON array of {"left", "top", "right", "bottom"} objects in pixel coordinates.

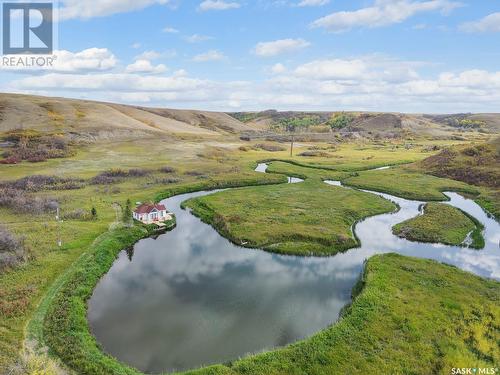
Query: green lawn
[
  {"left": 184, "top": 180, "right": 396, "bottom": 256},
  {"left": 393, "top": 203, "right": 485, "bottom": 248}
]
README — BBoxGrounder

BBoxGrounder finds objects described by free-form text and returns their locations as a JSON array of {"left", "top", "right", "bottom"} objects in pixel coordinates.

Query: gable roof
[{"left": 134, "top": 203, "right": 167, "bottom": 214}]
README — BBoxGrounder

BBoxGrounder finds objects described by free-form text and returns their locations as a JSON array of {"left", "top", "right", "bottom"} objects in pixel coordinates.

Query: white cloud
[
  {"left": 131, "top": 43, "right": 142, "bottom": 49},
  {"left": 54, "top": 48, "right": 118, "bottom": 72},
  {"left": 135, "top": 50, "right": 177, "bottom": 60},
  {"left": 295, "top": 59, "right": 367, "bottom": 80},
  {"left": 460, "top": 12, "right": 500, "bottom": 33},
  {"left": 311, "top": 0, "right": 462, "bottom": 32},
  {"left": 59, "top": 0, "right": 172, "bottom": 20},
  {"left": 254, "top": 38, "right": 310, "bottom": 57},
  {"left": 297, "top": 0, "right": 329, "bottom": 6},
  {"left": 6, "top": 52, "right": 500, "bottom": 113},
  {"left": 125, "top": 59, "right": 168, "bottom": 74},
  {"left": 271, "top": 63, "right": 287, "bottom": 74},
  {"left": 184, "top": 34, "right": 214, "bottom": 43},
  {"left": 13, "top": 73, "right": 209, "bottom": 93},
  {"left": 198, "top": 0, "right": 241, "bottom": 11},
  {"left": 163, "top": 26, "right": 179, "bottom": 33},
  {"left": 193, "top": 50, "right": 226, "bottom": 62}
]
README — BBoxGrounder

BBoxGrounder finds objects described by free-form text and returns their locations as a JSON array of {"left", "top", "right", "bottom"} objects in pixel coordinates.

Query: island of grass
[
  {"left": 183, "top": 180, "right": 396, "bottom": 256},
  {"left": 392, "top": 202, "right": 485, "bottom": 249}
]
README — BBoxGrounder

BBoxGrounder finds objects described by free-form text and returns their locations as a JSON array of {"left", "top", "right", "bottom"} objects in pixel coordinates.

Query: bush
[
  {"left": 185, "top": 170, "right": 205, "bottom": 177},
  {"left": 0, "top": 188, "right": 58, "bottom": 214},
  {"left": 127, "top": 168, "right": 150, "bottom": 177},
  {"left": 1, "top": 175, "right": 85, "bottom": 192},
  {"left": 298, "top": 151, "right": 332, "bottom": 157},
  {"left": 255, "top": 143, "right": 286, "bottom": 152},
  {"left": 62, "top": 209, "right": 92, "bottom": 221},
  {"left": 156, "top": 177, "right": 181, "bottom": 184},
  {"left": 0, "top": 156, "right": 20, "bottom": 164},
  {"left": 91, "top": 168, "right": 152, "bottom": 184},
  {"left": 159, "top": 166, "right": 176, "bottom": 173},
  {"left": 0, "top": 225, "right": 27, "bottom": 270}
]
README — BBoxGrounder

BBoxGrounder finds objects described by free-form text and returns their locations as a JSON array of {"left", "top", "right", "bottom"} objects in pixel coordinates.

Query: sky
[{"left": 1, "top": 0, "right": 499, "bottom": 113}]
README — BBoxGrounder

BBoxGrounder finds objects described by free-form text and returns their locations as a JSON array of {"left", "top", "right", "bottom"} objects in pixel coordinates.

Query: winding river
[{"left": 88, "top": 163, "right": 500, "bottom": 374}]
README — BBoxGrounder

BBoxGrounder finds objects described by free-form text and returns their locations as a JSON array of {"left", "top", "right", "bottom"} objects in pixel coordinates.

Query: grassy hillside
[
  {"left": 0, "top": 93, "right": 254, "bottom": 139},
  {"left": 393, "top": 203, "right": 484, "bottom": 248},
  {"left": 418, "top": 137, "right": 500, "bottom": 189},
  {"left": 417, "top": 138, "right": 500, "bottom": 218}
]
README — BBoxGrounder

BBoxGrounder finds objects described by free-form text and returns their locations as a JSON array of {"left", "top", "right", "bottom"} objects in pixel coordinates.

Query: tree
[
  {"left": 91, "top": 207, "right": 97, "bottom": 220},
  {"left": 280, "top": 118, "right": 298, "bottom": 157},
  {"left": 123, "top": 199, "right": 132, "bottom": 227},
  {"left": 327, "top": 112, "right": 353, "bottom": 131}
]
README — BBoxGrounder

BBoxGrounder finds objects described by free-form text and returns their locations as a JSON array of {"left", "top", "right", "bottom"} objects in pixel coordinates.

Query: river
[{"left": 88, "top": 163, "right": 499, "bottom": 374}]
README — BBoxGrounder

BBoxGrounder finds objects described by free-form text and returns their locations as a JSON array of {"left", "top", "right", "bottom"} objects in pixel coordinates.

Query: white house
[{"left": 133, "top": 203, "right": 172, "bottom": 224}]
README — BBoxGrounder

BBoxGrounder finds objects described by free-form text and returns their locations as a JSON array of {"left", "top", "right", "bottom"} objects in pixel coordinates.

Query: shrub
[
  {"left": 1, "top": 175, "right": 85, "bottom": 192},
  {"left": 155, "top": 177, "right": 181, "bottom": 184},
  {"left": 62, "top": 209, "right": 91, "bottom": 221},
  {"left": 127, "top": 168, "right": 150, "bottom": 177},
  {"left": 185, "top": 170, "right": 205, "bottom": 177},
  {"left": 0, "top": 188, "right": 58, "bottom": 214},
  {"left": 298, "top": 151, "right": 331, "bottom": 157},
  {"left": 255, "top": 143, "right": 286, "bottom": 152},
  {"left": 159, "top": 166, "right": 176, "bottom": 173},
  {"left": 0, "top": 225, "right": 27, "bottom": 270},
  {"left": 0, "top": 156, "right": 20, "bottom": 164},
  {"left": 91, "top": 168, "right": 152, "bottom": 184}
]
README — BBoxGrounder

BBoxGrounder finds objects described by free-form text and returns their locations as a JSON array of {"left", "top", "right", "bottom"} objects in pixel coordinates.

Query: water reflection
[{"left": 88, "top": 166, "right": 500, "bottom": 374}]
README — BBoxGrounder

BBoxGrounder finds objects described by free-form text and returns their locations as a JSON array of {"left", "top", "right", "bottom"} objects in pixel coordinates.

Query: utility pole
[{"left": 56, "top": 207, "right": 62, "bottom": 248}]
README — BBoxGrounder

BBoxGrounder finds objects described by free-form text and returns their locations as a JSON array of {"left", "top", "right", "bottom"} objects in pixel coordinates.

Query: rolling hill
[{"left": 1, "top": 93, "right": 499, "bottom": 143}]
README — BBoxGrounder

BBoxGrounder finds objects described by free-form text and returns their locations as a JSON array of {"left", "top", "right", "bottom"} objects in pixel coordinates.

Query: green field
[
  {"left": 184, "top": 180, "right": 396, "bottom": 256},
  {"left": 393, "top": 203, "right": 485, "bottom": 248}
]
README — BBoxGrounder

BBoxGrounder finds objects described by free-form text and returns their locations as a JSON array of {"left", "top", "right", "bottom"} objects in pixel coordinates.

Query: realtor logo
[{"left": 2, "top": 2, "right": 54, "bottom": 54}]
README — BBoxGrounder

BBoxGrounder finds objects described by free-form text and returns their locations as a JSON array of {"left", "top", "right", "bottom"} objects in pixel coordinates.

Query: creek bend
[{"left": 88, "top": 163, "right": 500, "bottom": 374}]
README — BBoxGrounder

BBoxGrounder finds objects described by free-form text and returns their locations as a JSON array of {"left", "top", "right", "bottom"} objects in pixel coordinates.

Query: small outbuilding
[{"left": 133, "top": 203, "right": 172, "bottom": 224}]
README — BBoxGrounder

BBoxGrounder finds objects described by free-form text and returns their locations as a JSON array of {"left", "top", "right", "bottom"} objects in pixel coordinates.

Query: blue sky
[{"left": 1, "top": 0, "right": 500, "bottom": 112}]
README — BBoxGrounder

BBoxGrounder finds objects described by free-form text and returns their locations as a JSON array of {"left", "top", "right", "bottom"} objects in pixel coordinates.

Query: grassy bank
[
  {"left": 194, "top": 254, "right": 499, "bottom": 375},
  {"left": 393, "top": 203, "right": 485, "bottom": 248},
  {"left": 183, "top": 180, "right": 396, "bottom": 256},
  {"left": 40, "top": 225, "right": 154, "bottom": 375},
  {"left": 35, "top": 253, "right": 500, "bottom": 375}
]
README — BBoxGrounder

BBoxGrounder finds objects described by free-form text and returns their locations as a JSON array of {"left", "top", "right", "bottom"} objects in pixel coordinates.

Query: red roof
[{"left": 134, "top": 203, "right": 167, "bottom": 214}]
